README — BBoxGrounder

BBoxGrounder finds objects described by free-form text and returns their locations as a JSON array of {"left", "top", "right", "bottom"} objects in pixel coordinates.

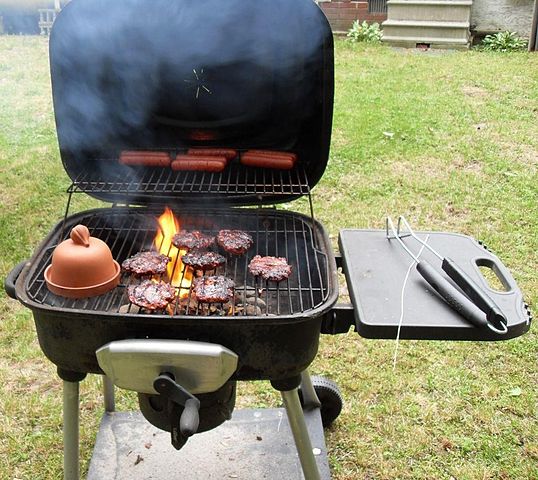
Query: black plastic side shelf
[{"left": 337, "top": 229, "right": 531, "bottom": 341}]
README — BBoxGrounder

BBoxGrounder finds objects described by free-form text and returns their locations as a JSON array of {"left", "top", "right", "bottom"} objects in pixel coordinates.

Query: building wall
[
  {"left": 318, "top": 0, "right": 387, "bottom": 33},
  {"left": 471, "top": 0, "right": 535, "bottom": 37}
]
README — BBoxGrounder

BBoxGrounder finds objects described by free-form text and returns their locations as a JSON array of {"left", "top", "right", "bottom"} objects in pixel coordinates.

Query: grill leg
[
  {"left": 300, "top": 371, "right": 322, "bottom": 409},
  {"left": 281, "top": 388, "right": 321, "bottom": 480},
  {"left": 102, "top": 375, "right": 116, "bottom": 412},
  {"left": 63, "top": 380, "right": 80, "bottom": 480}
]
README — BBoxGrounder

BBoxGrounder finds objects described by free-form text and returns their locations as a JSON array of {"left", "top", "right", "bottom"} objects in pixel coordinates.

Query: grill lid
[{"left": 50, "top": 0, "right": 334, "bottom": 206}]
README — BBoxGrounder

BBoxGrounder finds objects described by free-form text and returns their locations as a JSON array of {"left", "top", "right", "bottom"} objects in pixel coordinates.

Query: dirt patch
[
  {"left": 497, "top": 140, "right": 538, "bottom": 171},
  {"left": 1, "top": 357, "right": 59, "bottom": 395},
  {"left": 451, "top": 156, "right": 483, "bottom": 175},
  {"left": 387, "top": 157, "right": 451, "bottom": 182},
  {"left": 462, "top": 85, "right": 489, "bottom": 99}
]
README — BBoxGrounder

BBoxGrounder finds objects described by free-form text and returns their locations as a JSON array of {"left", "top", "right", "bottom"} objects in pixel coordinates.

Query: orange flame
[{"left": 154, "top": 207, "right": 193, "bottom": 298}]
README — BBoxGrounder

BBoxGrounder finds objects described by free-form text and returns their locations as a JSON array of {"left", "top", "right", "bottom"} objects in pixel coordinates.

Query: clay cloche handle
[{"left": 70, "top": 225, "right": 91, "bottom": 247}]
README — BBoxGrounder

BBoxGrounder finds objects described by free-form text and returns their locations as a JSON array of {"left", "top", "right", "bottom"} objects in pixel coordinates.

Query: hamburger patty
[
  {"left": 122, "top": 251, "right": 170, "bottom": 276},
  {"left": 128, "top": 280, "right": 176, "bottom": 310},
  {"left": 248, "top": 255, "right": 292, "bottom": 282},
  {"left": 217, "top": 229, "right": 253, "bottom": 255},
  {"left": 182, "top": 251, "right": 226, "bottom": 271},
  {"left": 172, "top": 230, "right": 215, "bottom": 250},
  {"left": 192, "top": 276, "right": 235, "bottom": 303}
]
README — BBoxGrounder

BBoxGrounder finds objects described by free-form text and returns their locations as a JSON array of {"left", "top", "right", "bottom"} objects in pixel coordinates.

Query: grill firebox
[
  {"left": 17, "top": 206, "right": 338, "bottom": 379},
  {"left": 27, "top": 207, "right": 330, "bottom": 316}
]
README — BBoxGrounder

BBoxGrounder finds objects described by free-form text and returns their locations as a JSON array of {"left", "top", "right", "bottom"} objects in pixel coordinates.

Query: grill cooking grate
[
  {"left": 26, "top": 208, "right": 330, "bottom": 317},
  {"left": 67, "top": 162, "right": 311, "bottom": 199}
]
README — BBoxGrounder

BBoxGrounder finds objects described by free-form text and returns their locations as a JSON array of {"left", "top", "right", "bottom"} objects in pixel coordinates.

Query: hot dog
[
  {"left": 240, "top": 154, "right": 294, "bottom": 170},
  {"left": 121, "top": 150, "right": 169, "bottom": 157},
  {"left": 187, "top": 148, "right": 238, "bottom": 161},
  {"left": 171, "top": 155, "right": 227, "bottom": 172},
  {"left": 119, "top": 151, "right": 171, "bottom": 167},
  {"left": 243, "top": 150, "right": 297, "bottom": 163}
]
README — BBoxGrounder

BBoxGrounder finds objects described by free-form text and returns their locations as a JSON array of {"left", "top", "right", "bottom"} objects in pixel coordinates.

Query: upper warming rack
[{"left": 67, "top": 161, "right": 311, "bottom": 206}]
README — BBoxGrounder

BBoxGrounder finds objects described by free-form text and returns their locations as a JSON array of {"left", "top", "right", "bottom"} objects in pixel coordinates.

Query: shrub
[
  {"left": 347, "top": 20, "right": 382, "bottom": 44},
  {"left": 481, "top": 31, "right": 527, "bottom": 52}
]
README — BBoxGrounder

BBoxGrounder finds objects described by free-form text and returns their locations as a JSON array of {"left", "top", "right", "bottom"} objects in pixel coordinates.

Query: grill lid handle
[{"left": 4, "top": 260, "right": 28, "bottom": 300}]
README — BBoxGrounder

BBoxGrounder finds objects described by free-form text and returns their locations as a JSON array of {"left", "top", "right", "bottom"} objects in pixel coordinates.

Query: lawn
[{"left": 0, "top": 36, "right": 537, "bottom": 479}]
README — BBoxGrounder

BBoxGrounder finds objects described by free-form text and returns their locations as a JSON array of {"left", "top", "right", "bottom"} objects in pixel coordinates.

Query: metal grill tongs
[{"left": 386, "top": 216, "right": 508, "bottom": 335}]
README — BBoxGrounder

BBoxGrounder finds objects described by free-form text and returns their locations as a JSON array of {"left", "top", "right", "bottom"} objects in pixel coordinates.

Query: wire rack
[
  {"left": 26, "top": 208, "right": 331, "bottom": 318},
  {"left": 67, "top": 161, "right": 311, "bottom": 199}
]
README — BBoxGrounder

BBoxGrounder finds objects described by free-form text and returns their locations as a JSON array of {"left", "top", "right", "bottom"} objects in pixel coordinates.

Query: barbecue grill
[{"left": 4, "top": 0, "right": 531, "bottom": 478}]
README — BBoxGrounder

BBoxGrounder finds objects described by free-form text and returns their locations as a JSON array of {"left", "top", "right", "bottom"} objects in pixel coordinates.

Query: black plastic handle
[
  {"left": 442, "top": 258, "right": 507, "bottom": 331},
  {"left": 180, "top": 398, "right": 200, "bottom": 437},
  {"left": 4, "top": 260, "right": 28, "bottom": 300},
  {"left": 153, "top": 373, "right": 200, "bottom": 438},
  {"left": 416, "top": 260, "right": 488, "bottom": 328}
]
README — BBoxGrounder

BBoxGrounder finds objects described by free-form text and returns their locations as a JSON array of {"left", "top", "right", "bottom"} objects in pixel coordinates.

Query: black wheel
[{"left": 299, "top": 375, "right": 343, "bottom": 428}]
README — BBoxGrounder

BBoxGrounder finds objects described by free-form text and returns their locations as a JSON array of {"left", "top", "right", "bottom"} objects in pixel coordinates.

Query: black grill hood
[{"left": 50, "top": 0, "right": 334, "bottom": 206}]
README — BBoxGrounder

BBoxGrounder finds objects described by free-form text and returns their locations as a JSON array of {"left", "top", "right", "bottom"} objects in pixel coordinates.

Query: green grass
[{"left": 1, "top": 37, "right": 537, "bottom": 479}]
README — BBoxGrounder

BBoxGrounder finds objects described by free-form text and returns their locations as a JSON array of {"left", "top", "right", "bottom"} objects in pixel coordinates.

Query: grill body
[{"left": 16, "top": 207, "right": 338, "bottom": 380}]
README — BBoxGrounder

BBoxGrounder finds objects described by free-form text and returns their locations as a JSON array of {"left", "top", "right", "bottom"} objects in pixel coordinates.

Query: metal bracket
[
  {"left": 334, "top": 251, "right": 344, "bottom": 271},
  {"left": 321, "top": 303, "right": 355, "bottom": 335}
]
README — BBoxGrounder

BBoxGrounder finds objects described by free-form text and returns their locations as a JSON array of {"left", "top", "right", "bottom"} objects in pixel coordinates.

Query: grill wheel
[{"left": 299, "top": 375, "right": 343, "bottom": 428}]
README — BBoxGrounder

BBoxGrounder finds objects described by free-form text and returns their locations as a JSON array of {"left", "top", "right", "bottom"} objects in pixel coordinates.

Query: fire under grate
[{"left": 26, "top": 207, "right": 330, "bottom": 318}]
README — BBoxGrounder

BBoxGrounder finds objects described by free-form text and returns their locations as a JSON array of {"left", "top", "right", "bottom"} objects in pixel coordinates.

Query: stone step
[
  {"left": 387, "top": 0, "right": 472, "bottom": 5},
  {"left": 381, "top": 34, "right": 470, "bottom": 49},
  {"left": 386, "top": 1, "right": 472, "bottom": 22},
  {"left": 383, "top": 19, "right": 470, "bottom": 28},
  {"left": 382, "top": 20, "right": 470, "bottom": 40}
]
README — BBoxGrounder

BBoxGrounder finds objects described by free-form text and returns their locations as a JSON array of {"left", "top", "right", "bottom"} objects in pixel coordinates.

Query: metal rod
[
  {"left": 102, "top": 375, "right": 116, "bottom": 413},
  {"left": 281, "top": 388, "right": 321, "bottom": 480},
  {"left": 397, "top": 216, "right": 443, "bottom": 261},
  {"left": 300, "top": 371, "right": 321, "bottom": 410},
  {"left": 63, "top": 380, "right": 80, "bottom": 480},
  {"left": 386, "top": 216, "right": 420, "bottom": 263},
  {"left": 60, "top": 190, "right": 74, "bottom": 240}
]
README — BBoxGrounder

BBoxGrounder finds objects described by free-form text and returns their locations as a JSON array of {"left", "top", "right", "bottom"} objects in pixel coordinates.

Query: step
[
  {"left": 383, "top": 20, "right": 470, "bottom": 28},
  {"left": 382, "top": 21, "right": 470, "bottom": 40},
  {"left": 381, "top": 34, "right": 470, "bottom": 49},
  {"left": 387, "top": 0, "right": 472, "bottom": 5},
  {"left": 386, "top": 3, "right": 471, "bottom": 22}
]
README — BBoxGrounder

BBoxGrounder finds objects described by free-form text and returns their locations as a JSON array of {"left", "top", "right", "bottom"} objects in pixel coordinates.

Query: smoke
[{"left": 51, "top": 0, "right": 330, "bottom": 157}]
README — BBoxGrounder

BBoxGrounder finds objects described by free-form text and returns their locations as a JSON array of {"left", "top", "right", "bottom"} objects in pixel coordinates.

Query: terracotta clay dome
[{"left": 44, "top": 225, "right": 120, "bottom": 298}]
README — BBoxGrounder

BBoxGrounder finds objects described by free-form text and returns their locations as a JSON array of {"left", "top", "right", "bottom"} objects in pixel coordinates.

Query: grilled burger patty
[
  {"left": 181, "top": 251, "right": 226, "bottom": 271},
  {"left": 122, "top": 251, "right": 171, "bottom": 276},
  {"left": 172, "top": 230, "right": 215, "bottom": 250},
  {"left": 128, "top": 280, "right": 176, "bottom": 310},
  {"left": 248, "top": 255, "right": 292, "bottom": 282},
  {"left": 217, "top": 229, "right": 253, "bottom": 255},
  {"left": 192, "top": 275, "right": 235, "bottom": 303}
]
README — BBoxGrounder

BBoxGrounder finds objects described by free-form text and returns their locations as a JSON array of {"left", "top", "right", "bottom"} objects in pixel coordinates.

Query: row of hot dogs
[{"left": 118, "top": 149, "right": 298, "bottom": 171}]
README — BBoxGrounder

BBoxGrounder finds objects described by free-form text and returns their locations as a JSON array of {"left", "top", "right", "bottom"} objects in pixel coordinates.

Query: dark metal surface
[
  {"left": 339, "top": 229, "right": 531, "bottom": 341},
  {"left": 51, "top": 0, "right": 334, "bottom": 206},
  {"left": 15, "top": 207, "right": 339, "bottom": 378}
]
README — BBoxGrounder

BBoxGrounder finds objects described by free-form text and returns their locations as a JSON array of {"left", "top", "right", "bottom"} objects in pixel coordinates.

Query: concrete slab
[{"left": 88, "top": 408, "right": 330, "bottom": 479}]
